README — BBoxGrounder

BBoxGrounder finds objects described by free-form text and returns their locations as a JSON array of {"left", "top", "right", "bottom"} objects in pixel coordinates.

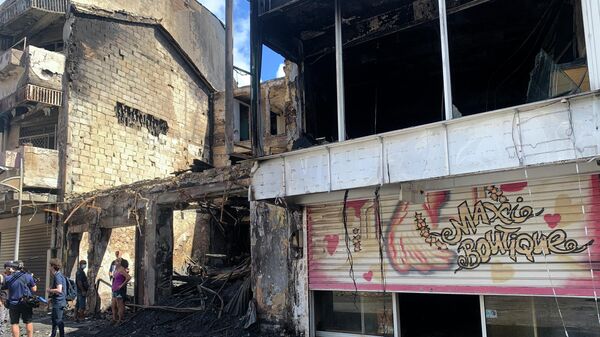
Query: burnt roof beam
[{"left": 303, "top": 0, "right": 492, "bottom": 61}]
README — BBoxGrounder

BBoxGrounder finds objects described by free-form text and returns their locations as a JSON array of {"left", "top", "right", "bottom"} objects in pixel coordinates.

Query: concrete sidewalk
[{"left": 2, "top": 310, "right": 110, "bottom": 337}]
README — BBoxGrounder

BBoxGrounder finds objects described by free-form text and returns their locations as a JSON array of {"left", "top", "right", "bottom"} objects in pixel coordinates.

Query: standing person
[
  {"left": 110, "top": 259, "right": 130, "bottom": 326},
  {"left": 108, "top": 251, "right": 121, "bottom": 281},
  {"left": 47, "top": 259, "right": 67, "bottom": 337},
  {"left": 3, "top": 261, "right": 36, "bottom": 337},
  {"left": 75, "top": 260, "right": 89, "bottom": 322}
]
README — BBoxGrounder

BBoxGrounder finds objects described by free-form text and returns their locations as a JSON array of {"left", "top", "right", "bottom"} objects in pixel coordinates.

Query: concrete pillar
[
  {"left": 193, "top": 211, "right": 212, "bottom": 265},
  {"left": 250, "top": 201, "right": 308, "bottom": 335},
  {"left": 141, "top": 202, "right": 173, "bottom": 305},
  {"left": 87, "top": 222, "right": 111, "bottom": 314}
]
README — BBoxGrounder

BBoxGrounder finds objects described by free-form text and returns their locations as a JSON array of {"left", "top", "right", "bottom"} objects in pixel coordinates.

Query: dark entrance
[{"left": 399, "top": 293, "right": 482, "bottom": 337}]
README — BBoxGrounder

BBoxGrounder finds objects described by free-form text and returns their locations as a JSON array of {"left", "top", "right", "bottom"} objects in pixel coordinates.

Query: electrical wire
[
  {"left": 374, "top": 186, "right": 389, "bottom": 335},
  {"left": 341, "top": 189, "right": 358, "bottom": 299}
]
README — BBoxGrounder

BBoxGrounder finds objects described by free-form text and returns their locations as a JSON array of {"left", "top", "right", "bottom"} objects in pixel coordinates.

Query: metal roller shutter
[
  {"left": 307, "top": 174, "right": 600, "bottom": 297},
  {"left": 0, "top": 213, "right": 52, "bottom": 294}
]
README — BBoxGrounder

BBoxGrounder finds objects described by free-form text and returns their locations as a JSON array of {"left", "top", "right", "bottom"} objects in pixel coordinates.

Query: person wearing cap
[{"left": 4, "top": 261, "right": 36, "bottom": 337}]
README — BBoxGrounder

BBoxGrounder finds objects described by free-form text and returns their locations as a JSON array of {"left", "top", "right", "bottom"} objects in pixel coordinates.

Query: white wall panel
[
  {"left": 253, "top": 93, "right": 600, "bottom": 200},
  {"left": 385, "top": 128, "right": 447, "bottom": 182},
  {"left": 251, "top": 158, "right": 284, "bottom": 200},
  {"left": 330, "top": 139, "right": 382, "bottom": 191},
  {"left": 285, "top": 149, "right": 330, "bottom": 195},
  {"left": 447, "top": 112, "right": 518, "bottom": 175}
]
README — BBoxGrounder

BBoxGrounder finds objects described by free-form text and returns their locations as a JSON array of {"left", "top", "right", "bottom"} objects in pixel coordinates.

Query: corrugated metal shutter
[
  {"left": 0, "top": 213, "right": 51, "bottom": 293},
  {"left": 308, "top": 174, "right": 600, "bottom": 297}
]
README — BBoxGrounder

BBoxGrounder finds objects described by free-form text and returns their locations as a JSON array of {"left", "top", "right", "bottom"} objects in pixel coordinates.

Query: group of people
[{"left": 0, "top": 250, "right": 131, "bottom": 337}]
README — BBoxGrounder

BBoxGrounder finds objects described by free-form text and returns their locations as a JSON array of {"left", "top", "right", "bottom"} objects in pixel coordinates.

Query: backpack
[{"left": 66, "top": 277, "right": 77, "bottom": 301}]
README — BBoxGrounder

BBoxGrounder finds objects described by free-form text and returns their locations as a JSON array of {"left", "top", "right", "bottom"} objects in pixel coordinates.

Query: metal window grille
[{"left": 19, "top": 124, "right": 57, "bottom": 149}]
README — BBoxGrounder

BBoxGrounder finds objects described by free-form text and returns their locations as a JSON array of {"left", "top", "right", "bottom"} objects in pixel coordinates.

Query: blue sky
[{"left": 197, "top": 0, "right": 285, "bottom": 86}]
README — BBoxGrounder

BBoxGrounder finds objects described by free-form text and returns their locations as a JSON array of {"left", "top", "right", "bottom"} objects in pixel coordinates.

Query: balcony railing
[
  {"left": 18, "top": 84, "right": 62, "bottom": 106},
  {"left": 0, "top": 84, "right": 62, "bottom": 113},
  {"left": 0, "top": 0, "right": 68, "bottom": 34}
]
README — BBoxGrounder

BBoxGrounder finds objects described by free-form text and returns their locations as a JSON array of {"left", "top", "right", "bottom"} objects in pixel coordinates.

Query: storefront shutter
[
  {"left": 307, "top": 174, "right": 600, "bottom": 297},
  {"left": 0, "top": 213, "right": 52, "bottom": 293}
]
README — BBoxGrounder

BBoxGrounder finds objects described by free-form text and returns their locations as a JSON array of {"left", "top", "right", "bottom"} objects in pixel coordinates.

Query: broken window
[
  {"left": 260, "top": 0, "right": 593, "bottom": 145},
  {"left": 446, "top": 0, "right": 589, "bottom": 115},
  {"left": 302, "top": 1, "right": 445, "bottom": 142},
  {"left": 234, "top": 100, "right": 250, "bottom": 142}
]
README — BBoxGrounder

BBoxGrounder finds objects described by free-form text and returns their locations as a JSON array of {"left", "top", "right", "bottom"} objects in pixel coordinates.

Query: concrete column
[
  {"left": 141, "top": 202, "right": 173, "bottom": 305},
  {"left": 193, "top": 211, "right": 212, "bottom": 265}
]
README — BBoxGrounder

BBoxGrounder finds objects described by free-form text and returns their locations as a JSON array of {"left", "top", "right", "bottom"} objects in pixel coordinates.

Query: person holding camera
[
  {"left": 47, "top": 259, "right": 67, "bottom": 337},
  {"left": 3, "top": 261, "right": 36, "bottom": 337}
]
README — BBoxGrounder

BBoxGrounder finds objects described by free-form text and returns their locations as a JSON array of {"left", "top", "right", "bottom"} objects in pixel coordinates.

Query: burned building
[
  {"left": 249, "top": 0, "right": 600, "bottom": 336},
  {"left": 0, "top": 0, "right": 224, "bottom": 303}
]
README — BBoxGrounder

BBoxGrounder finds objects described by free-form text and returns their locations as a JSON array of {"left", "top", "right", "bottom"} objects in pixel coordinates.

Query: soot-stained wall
[{"left": 62, "top": 15, "right": 212, "bottom": 194}]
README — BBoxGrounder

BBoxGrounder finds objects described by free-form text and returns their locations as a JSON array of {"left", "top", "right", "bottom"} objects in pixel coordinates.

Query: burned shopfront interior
[
  {"left": 64, "top": 163, "right": 259, "bottom": 336},
  {"left": 259, "top": 0, "right": 589, "bottom": 141}
]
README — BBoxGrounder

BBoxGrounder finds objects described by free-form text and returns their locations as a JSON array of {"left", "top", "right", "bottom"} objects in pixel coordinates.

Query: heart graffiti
[
  {"left": 324, "top": 234, "right": 339, "bottom": 256},
  {"left": 544, "top": 213, "right": 561, "bottom": 229},
  {"left": 362, "top": 270, "right": 373, "bottom": 282}
]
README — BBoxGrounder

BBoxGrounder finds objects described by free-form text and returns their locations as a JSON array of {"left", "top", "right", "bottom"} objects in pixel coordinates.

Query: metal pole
[
  {"left": 225, "top": 0, "right": 234, "bottom": 155},
  {"left": 250, "top": 0, "right": 264, "bottom": 156},
  {"left": 438, "top": 0, "right": 454, "bottom": 120},
  {"left": 334, "top": 0, "right": 346, "bottom": 141},
  {"left": 14, "top": 156, "right": 23, "bottom": 260}
]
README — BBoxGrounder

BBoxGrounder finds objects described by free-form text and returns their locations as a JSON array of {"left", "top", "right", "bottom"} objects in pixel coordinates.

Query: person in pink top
[{"left": 110, "top": 258, "right": 130, "bottom": 326}]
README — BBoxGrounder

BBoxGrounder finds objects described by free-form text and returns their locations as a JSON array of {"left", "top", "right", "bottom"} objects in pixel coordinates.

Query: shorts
[
  {"left": 112, "top": 287, "right": 126, "bottom": 299},
  {"left": 76, "top": 293, "right": 87, "bottom": 310},
  {"left": 8, "top": 303, "right": 32, "bottom": 324}
]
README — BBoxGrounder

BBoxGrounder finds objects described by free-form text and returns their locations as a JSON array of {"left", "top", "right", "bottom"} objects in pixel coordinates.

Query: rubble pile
[{"left": 93, "top": 258, "right": 262, "bottom": 337}]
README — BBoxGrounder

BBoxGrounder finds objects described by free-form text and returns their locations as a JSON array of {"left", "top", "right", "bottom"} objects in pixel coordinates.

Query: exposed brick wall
[{"left": 63, "top": 15, "right": 212, "bottom": 194}]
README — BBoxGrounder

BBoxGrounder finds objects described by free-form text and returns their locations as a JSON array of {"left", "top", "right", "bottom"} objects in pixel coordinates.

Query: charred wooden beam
[{"left": 303, "top": 0, "right": 492, "bottom": 60}]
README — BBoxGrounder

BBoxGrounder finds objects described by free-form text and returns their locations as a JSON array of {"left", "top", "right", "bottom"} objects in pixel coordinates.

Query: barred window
[{"left": 19, "top": 124, "right": 57, "bottom": 150}]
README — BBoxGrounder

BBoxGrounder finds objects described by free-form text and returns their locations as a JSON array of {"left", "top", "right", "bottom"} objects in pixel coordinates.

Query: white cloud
[
  {"left": 198, "top": 0, "right": 251, "bottom": 87},
  {"left": 276, "top": 63, "right": 285, "bottom": 78},
  {"left": 197, "top": 0, "right": 225, "bottom": 20}
]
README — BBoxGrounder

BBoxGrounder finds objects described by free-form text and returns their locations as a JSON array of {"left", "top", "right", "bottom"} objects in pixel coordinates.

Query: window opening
[
  {"left": 234, "top": 100, "right": 250, "bottom": 142},
  {"left": 19, "top": 124, "right": 57, "bottom": 150},
  {"left": 447, "top": 0, "right": 589, "bottom": 115},
  {"left": 270, "top": 111, "right": 285, "bottom": 136},
  {"left": 484, "top": 296, "right": 600, "bottom": 337},
  {"left": 314, "top": 291, "right": 394, "bottom": 336}
]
